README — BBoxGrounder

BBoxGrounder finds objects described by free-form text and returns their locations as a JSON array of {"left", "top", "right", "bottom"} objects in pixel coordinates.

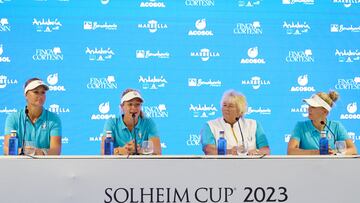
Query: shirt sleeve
[
  {"left": 103, "top": 118, "right": 115, "bottom": 134},
  {"left": 4, "top": 113, "right": 17, "bottom": 135},
  {"left": 146, "top": 118, "right": 159, "bottom": 139},
  {"left": 50, "top": 114, "right": 62, "bottom": 137},
  {"left": 290, "top": 122, "right": 302, "bottom": 142},
  {"left": 201, "top": 123, "right": 216, "bottom": 148},
  {"left": 255, "top": 121, "right": 269, "bottom": 149},
  {"left": 334, "top": 121, "right": 350, "bottom": 141}
]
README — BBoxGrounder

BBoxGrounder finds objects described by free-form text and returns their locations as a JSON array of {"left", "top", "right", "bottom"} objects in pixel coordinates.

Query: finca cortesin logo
[
  {"left": 333, "top": 0, "right": 360, "bottom": 8},
  {"left": 83, "top": 21, "right": 118, "bottom": 31},
  {"left": 188, "top": 19, "right": 214, "bottom": 36},
  {"left": 0, "top": 75, "right": 17, "bottom": 89},
  {"left": 340, "top": 102, "right": 360, "bottom": 119},
  {"left": 240, "top": 47, "right": 266, "bottom": 64},
  {"left": 335, "top": 49, "right": 360, "bottom": 63},
  {"left": 283, "top": 21, "right": 311, "bottom": 35},
  {"left": 32, "top": 47, "right": 63, "bottom": 61},
  {"left": 189, "top": 104, "right": 218, "bottom": 118},
  {"left": 32, "top": 18, "right": 62, "bottom": 32},
  {"left": 0, "top": 18, "right": 10, "bottom": 32},
  {"left": 48, "top": 104, "right": 70, "bottom": 114},
  {"left": 234, "top": 21, "right": 262, "bottom": 35},
  {"left": 241, "top": 76, "right": 270, "bottom": 90},
  {"left": 184, "top": 0, "right": 215, "bottom": 7},
  {"left": 91, "top": 102, "right": 116, "bottom": 120},
  {"left": 331, "top": 24, "right": 360, "bottom": 33},
  {"left": 286, "top": 49, "right": 314, "bottom": 63},
  {"left": 187, "top": 134, "right": 201, "bottom": 146},
  {"left": 282, "top": 0, "right": 315, "bottom": 5},
  {"left": 85, "top": 47, "right": 115, "bottom": 62},
  {"left": 136, "top": 50, "right": 170, "bottom": 59},
  {"left": 0, "top": 44, "right": 11, "bottom": 63},
  {"left": 47, "top": 73, "right": 66, "bottom": 91},
  {"left": 87, "top": 76, "right": 117, "bottom": 89},
  {"left": 190, "top": 48, "right": 220, "bottom": 62},
  {"left": 335, "top": 77, "right": 360, "bottom": 90},
  {"left": 138, "top": 20, "right": 168, "bottom": 33},
  {"left": 140, "top": 0, "right": 166, "bottom": 8},
  {"left": 188, "top": 78, "right": 222, "bottom": 87},
  {"left": 238, "top": 0, "right": 262, "bottom": 7},
  {"left": 290, "top": 75, "right": 315, "bottom": 92},
  {"left": 247, "top": 106, "right": 272, "bottom": 115},
  {"left": 142, "top": 104, "right": 169, "bottom": 118},
  {"left": 139, "top": 75, "right": 167, "bottom": 90},
  {"left": 291, "top": 104, "right": 309, "bottom": 118}
]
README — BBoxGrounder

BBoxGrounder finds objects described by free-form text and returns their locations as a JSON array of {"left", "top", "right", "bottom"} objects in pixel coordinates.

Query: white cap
[
  {"left": 120, "top": 91, "right": 143, "bottom": 104},
  {"left": 303, "top": 94, "right": 332, "bottom": 112},
  {"left": 24, "top": 80, "right": 49, "bottom": 95}
]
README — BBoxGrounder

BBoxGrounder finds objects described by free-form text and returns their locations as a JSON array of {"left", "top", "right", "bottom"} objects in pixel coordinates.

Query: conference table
[{"left": 0, "top": 155, "right": 359, "bottom": 203}]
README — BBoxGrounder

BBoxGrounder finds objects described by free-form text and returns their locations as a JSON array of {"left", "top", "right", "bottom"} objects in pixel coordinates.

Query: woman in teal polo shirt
[
  {"left": 287, "top": 91, "right": 357, "bottom": 155},
  {"left": 101, "top": 88, "right": 161, "bottom": 155},
  {"left": 3, "top": 78, "right": 62, "bottom": 155}
]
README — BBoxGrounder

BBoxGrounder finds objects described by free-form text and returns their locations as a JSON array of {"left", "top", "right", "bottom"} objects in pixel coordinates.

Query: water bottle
[
  {"left": 217, "top": 130, "right": 227, "bottom": 155},
  {"left": 319, "top": 130, "right": 329, "bottom": 155},
  {"left": 8, "top": 130, "right": 18, "bottom": 155},
  {"left": 104, "top": 131, "right": 114, "bottom": 155}
]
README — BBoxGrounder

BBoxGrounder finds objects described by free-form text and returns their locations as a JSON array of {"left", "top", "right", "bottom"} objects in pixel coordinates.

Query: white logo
[
  {"left": 136, "top": 50, "right": 170, "bottom": 59},
  {"left": 335, "top": 49, "right": 360, "bottom": 63},
  {"left": 99, "top": 102, "right": 110, "bottom": 114},
  {"left": 185, "top": 0, "right": 215, "bottom": 7},
  {"left": 61, "top": 137, "right": 69, "bottom": 144},
  {"left": 32, "top": 47, "right": 63, "bottom": 61},
  {"left": 234, "top": 21, "right": 262, "bottom": 35},
  {"left": 87, "top": 76, "right": 117, "bottom": 89},
  {"left": 283, "top": 21, "right": 311, "bottom": 35},
  {"left": 140, "top": 0, "right": 166, "bottom": 8},
  {"left": 139, "top": 75, "right": 167, "bottom": 90},
  {"left": 331, "top": 24, "right": 360, "bottom": 33},
  {"left": 91, "top": 102, "right": 116, "bottom": 120},
  {"left": 101, "top": 0, "right": 110, "bottom": 5},
  {"left": 0, "top": 18, "right": 10, "bottom": 32},
  {"left": 189, "top": 104, "right": 217, "bottom": 118},
  {"left": 340, "top": 102, "right": 360, "bottom": 119},
  {"left": 188, "top": 78, "right": 222, "bottom": 87},
  {"left": 348, "top": 132, "right": 360, "bottom": 143},
  {"left": 238, "top": 0, "right": 262, "bottom": 7},
  {"left": 347, "top": 102, "right": 357, "bottom": 113},
  {"left": 290, "top": 75, "right": 315, "bottom": 92},
  {"left": 138, "top": 20, "right": 168, "bottom": 33},
  {"left": 240, "top": 47, "right": 266, "bottom": 64},
  {"left": 83, "top": 21, "right": 118, "bottom": 31},
  {"left": 0, "top": 75, "right": 17, "bottom": 89},
  {"left": 48, "top": 104, "right": 70, "bottom": 114},
  {"left": 187, "top": 134, "right": 201, "bottom": 146},
  {"left": 188, "top": 19, "right": 214, "bottom": 36},
  {"left": 333, "top": 0, "right": 360, "bottom": 8},
  {"left": 247, "top": 106, "right": 271, "bottom": 115},
  {"left": 47, "top": 73, "right": 66, "bottom": 91},
  {"left": 143, "top": 104, "right": 169, "bottom": 118},
  {"left": 0, "top": 44, "right": 11, "bottom": 63},
  {"left": 89, "top": 134, "right": 103, "bottom": 142},
  {"left": 85, "top": 47, "right": 115, "bottom": 61},
  {"left": 32, "top": 18, "right": 62, "bottom": 32},
  {"left": 0, "top": 107, "right": 17, "bottom": 114},
  {"left": 284, "top": 134, "right": 291, "bottom": 143},
  {"left": 282, "top": 0, "right": 314, "bottom": 5},
  {"left": 286, "top": 49, "right": 314, "bottom": 63},
  {"left": 241, "top": 76, "right": 270, "bottom": 90},
  {"left": 335, "top": 77, "right": 360, "bottom": 90},
  {"left": 291, "top": 104, "right": 309, "bottom": 117},
  {"left": 190, "top": 48, "right": 220, "bottom": 62}
]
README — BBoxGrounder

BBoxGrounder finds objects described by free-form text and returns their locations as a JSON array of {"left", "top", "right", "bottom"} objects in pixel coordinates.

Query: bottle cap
[
  {"left": 10, "top": 130, "right": 17, "bottom": 136},
  {"left": 105, "top": 131, "right": 112, "bottom": 137}
]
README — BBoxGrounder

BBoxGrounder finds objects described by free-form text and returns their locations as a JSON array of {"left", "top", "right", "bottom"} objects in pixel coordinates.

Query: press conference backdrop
[{"left": 0, "top": 0, "right": 359, "bottom": 155}]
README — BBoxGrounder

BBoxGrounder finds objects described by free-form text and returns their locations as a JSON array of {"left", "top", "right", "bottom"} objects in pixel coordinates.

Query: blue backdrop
[{"left": 0, "top": 0, "right": 359, "bottom": 155}]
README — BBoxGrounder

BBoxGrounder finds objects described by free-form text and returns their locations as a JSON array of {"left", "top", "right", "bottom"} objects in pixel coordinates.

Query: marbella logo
[
  {"left": 240, "top": 47, "right": 266, "bottom": 64},
  {"left": 184, "top": 0, "right": 215, "bottom": 7},
  {"left": 335, "top": 77, "right": 360, "bottom": 90},
  {"left": 241, "top": 76, "right": 270, "bottom": 90},
  {"left": 32, "top": 18, "right": 62, "bottom": 32},
  {"left": 0, "top": 106, "right": 17, "bottom": 114},
  {"left": 89, "top": 134, "right": 103, "bottom": 142},
  {"left": 247, "top": 106, "right": 272, "bottom": 115},
  {"left": 138, "top": 20, "right": 168, "bottom": 33},
  {"left": 282, "top": 0, "right": 315, "bottom": 5},
  {"left": 47, "top": 73, "right": 66, "bottom": 91},
  {"left": 190, "top": 48, "right": 220, "bottom": 62},
  {"left": 85, "top": 47, "right": 115, "bottom": 62},
  {"left": 188, "top": 19, "right": 214, "bottom": 36},
  {"left": 187, "top": 134, "right": 201, "bottom": 146},
  {"left": 0, "top": 18, "right": 10, "bottom": 32},
  {"left": 290, "top": 75, "right": 315, "bottom": 92},
  {"left": 291, "top": 104, "right": 309, "bottom": 118},
  {"left": 286, "top": 49, "right": 314, "bottom": 63},
  {"left": 87, "top": 76, "right": 117, "bottom": 89},
  {"left": 283, "top": 21, "right": 310, "bottom": 35},
  {"left": 48, "top": 104, "right": 70, "bottom": 114},
  {"left": 335, "top": 49, "right": 360, "bottom": 63},
  {"left": 83, "top": 21, "right": 118, "bottom": 31},
  {"left": 140, "top": 0, "right": 166, "bottom": 8},
  {"left": 139, "top": 75, "right": 167, "bottom": 90},
  {"left": 0, "top": 44, "right": 11, "bottom": 63},
  {"left": 189, "top": 104, "right": 217, "bottom": 118},
  {"left": 142, "top": 104, "right": 169, "bottom": 118},
  {"left": 233, "top": 21, "right": 262, "bottom": 35},
  {"left": 0, "top": 75, "right": 17, "bottom": 89},
  {"left": 136, "top": 50, "right": 170, "bottom": 59},
  {"left": 331, "top": 24, "right": 360, "bottom": 33},
  {"left": 238, "top": 0, "right": 262, "bottom": 7},
  {"left": 188, "top": 78, "right": 222, "bottom": 87},
  {"left": 32, "top": 47, "right": 63, "bottom": 61},
  {"left": 91, "top": 102, "right": 116, "bottom": 120},
  {"left": 333, "top": 0, "right": 360, "bottom": 8},
  {"left": 340, "top": 102, "right": 360, "bottom": 119}
]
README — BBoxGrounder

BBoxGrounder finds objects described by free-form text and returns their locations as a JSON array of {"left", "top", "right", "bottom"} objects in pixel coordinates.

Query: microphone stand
[
  {"left": 132, "top": 113, "right": 138, "bottom": 155},
  {"left": 236, "top": 117, "right": 245, "bottom": 144},
  {"left": 320, "top": 121, "right": 336, "bottom": 146},
  {"left": 20, "top": 107, "right": 29, "bottom": 155}
]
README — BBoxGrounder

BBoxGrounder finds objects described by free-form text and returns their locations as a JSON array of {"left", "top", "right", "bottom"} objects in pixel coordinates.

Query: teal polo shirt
[
  {"left": 4, "top": 108, "right": 62, "bottom": 149},
  {"left": 103, "top": 115, "right": 158, "bottom": 148},
  {"left": 290, "top": 120, "right": 350, "bottom": 150}
]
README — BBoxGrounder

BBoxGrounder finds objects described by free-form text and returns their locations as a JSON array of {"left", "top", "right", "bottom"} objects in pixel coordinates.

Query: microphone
[
  {"left": 132, "top": 113, "right": 138, "bottom": 155},
  {"left": 236, "top": 117, "right": 245, "bottom": 145},
  {"left": 20, "top": 107, "right": 29, "bottom": 155},
  {"left": 320, "top": 121, "right": 336, "bottom": 145}
]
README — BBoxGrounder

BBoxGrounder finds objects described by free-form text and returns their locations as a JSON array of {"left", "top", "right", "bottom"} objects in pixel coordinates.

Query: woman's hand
[{"left": 124, "top": 140, "right": 141, "bottom": 155}]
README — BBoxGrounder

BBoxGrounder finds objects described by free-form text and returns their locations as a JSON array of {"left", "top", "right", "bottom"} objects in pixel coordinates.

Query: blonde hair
[
  {"left": 317, "top": 90, "right": 339, "bottom": 107},
  {"left": 221, "top": 90, "right": 247, "bottom": 116}
]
